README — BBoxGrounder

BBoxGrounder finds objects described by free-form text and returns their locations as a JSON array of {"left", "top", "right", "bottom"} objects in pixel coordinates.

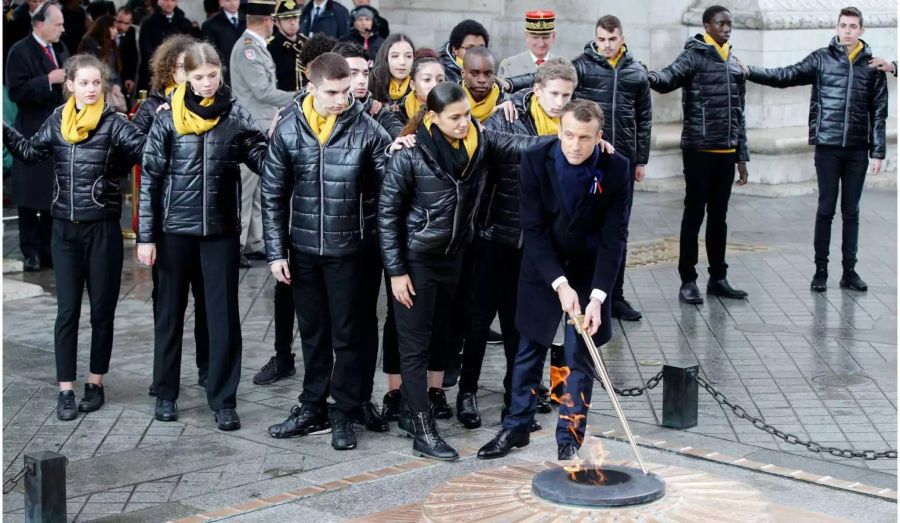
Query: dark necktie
[{"left": 231, "top": 16, "right": 238, "bottom": 28}]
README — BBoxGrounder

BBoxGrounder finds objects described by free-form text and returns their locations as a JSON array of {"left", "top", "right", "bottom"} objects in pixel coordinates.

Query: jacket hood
[
  {"left": 828, "top": 36, "right": 873, "bottom": 61},
  {"left": 582, "top": 41, "right": 634, "bottom": 69},
  {"left": 441, "top": 41, "right": 462, "bottom": 73}
]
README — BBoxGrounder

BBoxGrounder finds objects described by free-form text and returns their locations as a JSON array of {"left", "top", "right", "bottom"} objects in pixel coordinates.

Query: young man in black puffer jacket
[
  {"left": 262, "top": 53, "right": 393, "bottom": 451},
  {"left": 648, "top": 4, "right": 750, "bottom": 305},
  {"left": 742, "top": 6, "right": 888, "bottom": 293}
]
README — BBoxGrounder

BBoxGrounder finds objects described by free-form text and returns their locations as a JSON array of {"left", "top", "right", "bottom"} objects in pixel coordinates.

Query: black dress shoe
[
  {"left": 679, "top": 281, "right": 704, "bottom": 304},
  {"left": 268, "top": 404, "right": 331, "bottom": 438},
  {"left": 155, "top": 399, "right": 178, "bottom": 422},
  {"left": 456, "top": 391, "right": 481, "bottom": 429},
  {"left": 148, "top": 383, "right": 156, "bottom": 397},
  {"left": 612, "top": 298, "right": 643, "bottom": 321},
  {"left": 239, "top": 254, "right": 252, "bottom": 268},
  {"left": 477, "top": 428, "right": 530, "bottom": 460},
  {"left": 810, "top": 269, "right": 828, "bottom": 292},
  {"left": 330, "top": 415, "right": 357, "bottom": 450},
  {"left": 253, "top": 355, "right": 296, "bottom": 385},
  {"left": 486, "top": 328, "right": 503, "bottom": 344},
  {"left": 78, "top": 383, "right": 105, "bottom": 413},
  {"left": 245, "top": 250, "right": 267, "bottom": 261},
  {"left": 500, "top": 407, "right": 543, "bottom": 432},
  {"left": 23, "top": 256, "right": 40, "bottom": 272},
  {"left": 411, "top": 412, "right": 458, "bottom": 461},
  {"left": 428, "top": 388, "right": 453, "bottom": 419},
  {"left": 441, "top": 366, "right": 460, "bottom": 388},
  {"left": 356, "top": 401, "right": 389, "bottom": 432},
  {"left": 840, "top": 270, "right": 868, "bottom": 291},
  {"left": 214, "top": 408, "right": 241, "bottom": 431},
  {"left": 707, "top": 278, "right": 748, "bottom": 299},
  {"left": 558, "top": 442, "right": 579, "bottom": 460},
  {"left": 381, "top": 390, "right": 402, "bottom": 422},
  {"left": 57, "top": 390, "right": 77, "bottom": 421}
]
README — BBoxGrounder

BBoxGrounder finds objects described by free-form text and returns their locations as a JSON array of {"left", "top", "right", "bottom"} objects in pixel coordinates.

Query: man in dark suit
[
  {"left": 299, "top": 0, "right": 349, "bottom": 39},
  {"left": 201, "top": 0, "right": 245, "bottom": 86},
  {"left": 114, "top": 6, "right": 139, "bottom": 97},
  {"left": 137, "top": 0, "right": 200, "bottom": 91},
  {"left": 477, "top": 100, "right": 631, "bottom": 461},
  {"left": 5, "top": 1, "right": 69, "bottom": 271}
]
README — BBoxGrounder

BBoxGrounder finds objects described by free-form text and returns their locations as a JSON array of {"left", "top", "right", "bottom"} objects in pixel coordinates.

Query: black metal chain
[
  {"left": 696, "top": 375, "right": 897, "bottom": 460},
  {"left": 594, "top": 370, "right": 664, "bottom": 397}
]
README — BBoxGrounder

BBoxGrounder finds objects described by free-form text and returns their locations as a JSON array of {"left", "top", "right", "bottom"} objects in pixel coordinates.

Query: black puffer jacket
[
  {"left": 748, "top": 37, "right": 888, "bottom": 158},
  {"left": 132, "top": 90, "right": 168, "bottom": 134},
  {"left": 440, "top": 41, "right": 463, "bottom": 84},
  {"left": 261, "top": 93, "right": 393, "bottom": 262},
  {"left": 3, "top": 105, "right": 145, "bottom": 222},
  {"left": 573, "top": 42, "right": 653, "bottom": 165},
  {"left": 649, "top": 34, "right": 749, "bottom": 161},
  {"left": 360, "top": 93, "right": 404, "bottom": 138},
  {"left": 138, "top": 99, "right": 267, "bottom": 243},
  {"left": 477, "top": 89, "right": 541, "bottom": 249},
  {"left": 379, "top": 125, "right": 549, "bottom": 276}
]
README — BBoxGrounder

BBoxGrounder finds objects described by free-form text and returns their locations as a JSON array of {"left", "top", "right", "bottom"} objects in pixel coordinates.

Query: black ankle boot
[
  {"left": 810, "top": 266, "right": 828, "bottom": 292},
  {"left": 456, "top": 391, "right": 481, "bottom": 429},
  {"left": 57, "top": 390, "right": 77, "bottom": 421},
  {"left": 428, "top": 388, "right": 453, "bottom": 419},
  {"left": 840, "top": 269, "right": 868, "bottom": 291},
  {"left": 381, "top": 390, "right": 402, "bottom": 422},
  {"left": 411, "top": 412, "right": 458, "bottom": 461}
]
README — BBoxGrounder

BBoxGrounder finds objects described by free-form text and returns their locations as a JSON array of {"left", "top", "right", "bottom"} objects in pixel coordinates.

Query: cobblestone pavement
[{"left": 2, "top": 188, "right": 897, "bottom": 522}]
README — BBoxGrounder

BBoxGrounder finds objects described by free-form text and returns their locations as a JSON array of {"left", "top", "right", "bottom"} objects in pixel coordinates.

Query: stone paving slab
[{"left": 2, "top": 188, "right": 897, "bottom": 521}]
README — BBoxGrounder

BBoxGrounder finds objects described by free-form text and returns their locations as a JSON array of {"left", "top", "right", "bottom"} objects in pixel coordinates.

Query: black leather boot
[
  {"left": 707, "top": 278, "right": 748, "bottom": 299},
  {"left": 840, "top": 270, "right": 868, "bottom": 291},
  {"left": 57, "top": 390, "right": 77, "bottom": 421},
  {"left": 358, "top": 401, "right": 389, "bottom": 432},
  {"left": 428, "top": 388, "right": 453, "bottom": 419},
  {"left": 381, "top": 389, "right": 402, "bottom": 422},
  {"left": 78, "top": 383, "right": 105, "bottom": 413},
  {"left": 411, "top": 412, "right": 458, "bottom": 461},
  {"left": 679, "top": 281, "right": 704, "bottom": 304},
  {"left": 330, "top": 412, "right": 357, "bottom": 450},
  {"left": 477, "top": 428, "right": 530, "bottom": 459},
  {"left": 456, "top": 391, "right": 481, "bottom": 429},
  {"left": 810, "top": 266, "right": 828, "bottom": 292}
]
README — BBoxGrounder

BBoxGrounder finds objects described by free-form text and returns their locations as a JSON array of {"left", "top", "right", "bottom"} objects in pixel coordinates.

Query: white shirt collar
[
  {"left": 530, "top": 51, "right": 551, "bottom": 64},
  {"left": 245, "top": 28, "right": 267, "bottom": 47},
  {"left": 32, "top": 32, "right": 50, "bottom": 48}
]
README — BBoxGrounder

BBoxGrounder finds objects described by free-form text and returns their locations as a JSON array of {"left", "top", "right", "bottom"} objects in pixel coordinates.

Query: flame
[
  {"left": 563, "top": 425, "right": 610, "bottom": 485},
  {"left": 549, "top": 365, "right": 570, "bottom": 405}
]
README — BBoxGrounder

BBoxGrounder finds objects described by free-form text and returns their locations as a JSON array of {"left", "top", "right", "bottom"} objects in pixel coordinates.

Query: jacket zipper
[
  {"left": 842, "top": 57, "right": 854, "bottom": 146},
  {"left": 483, "top": 185, "right": 497, "bottom": 228},
  {"left": 724, "top": 61, "right": 733, "bottom": 147},
  {"left": 701, "top": 105, "right": 707, "bottom": 138},
  {"left": 359, "top": 194, "right": 364, "bottom": 239},
  {"left": 318, "top": 144, "right": 325, "bottom": 254},
  {"left": 69, "top": 144, "right": 76, "bottom": 221},
  {"left": 445, "top": 180, "right": 461, "bottom": 255},
  {"left": 202, "top": 132, "right": 208, "bottom": 235},
  {"left": 611, "top": 68, "right": 618, "bottom": 143}
]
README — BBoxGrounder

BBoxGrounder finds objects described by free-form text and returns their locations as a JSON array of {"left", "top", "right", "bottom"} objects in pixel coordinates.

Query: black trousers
[
  {"left": 151, "top": 262, "right": 209, "bottom": 377},
  {"left": 445, "top": 249, "right": 476, "bottom": 373},
  {"left": 52, "top": 219, "right": 123, "bottom": 382},
  {"left": 394, "top": 251, "right": 465, "bottom": 414},
  {"left": 273, "top": 280, "right": 295, "bottom": 361},
  {"left": 381, "top": 272, "right": 401, "bottom": 375},
  {"left": 813, "top": 146, "right": 868, "bottom": 271},
  {"left": 358, "top": 245, "right": 388, "bottom": 402},
  {"left": 19, "top": 206, "right": 53, "bottom": 263},
  {"left": 292, "top": 251, "right": 363, "bottom": 416},
  {"left": 678, "top": 150, "right": 736, "bottom": 283},
  {"left": 154, "top": 233, "right": 242, "bottom": 411},
  {"left": 612, "top": 174, "right": 636, "bottom": 300},
  {"left": 459, "top": 238, "right": 521, "bottom": 403}
]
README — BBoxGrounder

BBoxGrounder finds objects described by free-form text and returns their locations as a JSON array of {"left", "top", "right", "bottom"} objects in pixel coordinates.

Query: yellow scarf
[
  {"left": 606, "top": 45, "right": 626, "bottom": 68},
  {"left": 454, "top": 53, "right": 464, "bottom": 68},
  {"left": 424, "top": 116, "right": 478, "bottom": 161},
  {"left": 703, "top": 32, "right": 730, "bottom": 62},
  {"left": 529, "top": 97, "right": 559, "bottom": 136},
  {"left": 164, "top": 83, "right": 176, "bottom": 97},
  {"left": 847, "top": 41, "right": 863, "bottom": 63},
  {"left": 302, "top": 94, "right": 337, "bottom": 144},
  {"left": 60, "top": 95, "right": 105, "bottom": 144},
  {"left": 171, "top": 82, "right": 219, "bottom": 136},
  {"left": 464, "top": 83, "right": 501, "bottom": 123},
  {"left": 389, "top": 76, "right": 410, "bottom": 101},
  {"left": 403, "top": 93, "right": 422, "bottom": 120}
]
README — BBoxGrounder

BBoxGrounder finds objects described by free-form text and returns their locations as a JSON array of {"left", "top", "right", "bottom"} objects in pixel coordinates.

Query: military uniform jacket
[
  {"left": 498, "top": 51, "right": 543, "bottom": 79},
  {"left": 268, "top": 29, "right": 306, "bottom": 92},
  {"left": 230, "top": 30, "right": 295, "bottom": 131}
]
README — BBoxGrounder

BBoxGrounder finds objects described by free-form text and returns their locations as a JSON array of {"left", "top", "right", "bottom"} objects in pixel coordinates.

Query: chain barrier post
[
  {"left": 662, "top": 363, "right": 699, "bottom": 429},
  {"left": 24, "top": 451, "right": 67, "bottom": 523}
]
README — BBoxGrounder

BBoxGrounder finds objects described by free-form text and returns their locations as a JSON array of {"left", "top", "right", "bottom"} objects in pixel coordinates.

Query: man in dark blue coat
[
  {"left": 299, "top": 0, "right": 349, "bottom": 39},
  {"left": 478, "top": 99, "right": 631, "bottom": 461},
  {"left": 6, "top": 2, "right": 69, "bottom": 271}
]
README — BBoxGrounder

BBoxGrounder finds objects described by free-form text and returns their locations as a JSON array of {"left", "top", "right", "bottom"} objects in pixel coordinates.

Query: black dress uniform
[{"left": 269, "top": 28, "right": 307, "bottom": 92}]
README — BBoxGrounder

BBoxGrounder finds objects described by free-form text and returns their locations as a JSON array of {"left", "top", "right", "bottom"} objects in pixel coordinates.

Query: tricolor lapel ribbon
[{"left": 590, "top": 174, "right": 603, "bottom": 195}]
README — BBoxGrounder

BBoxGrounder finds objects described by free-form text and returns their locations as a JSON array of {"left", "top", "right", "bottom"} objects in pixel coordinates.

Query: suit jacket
[
  {"left": 230, "top": 31, "right": 295, "bottom": 130},
  {"left": 299, "top": 0, "right": 350, "bottom": 39},
  {"left": 5, "top": 34, "right": 70, "bottom": 210},
  {"left": 202, "top": 10, "right": 246, "bottom": 86},
  {"left": 3, "top": 3, "right": 32, "bottom": 63},
  {"left": 115, "top": 26, "right": 139, "bottom": 85},
  {"left": 516, "top": 139, "right": 631, "bottom": 348},
  {"left": 498, "top": 51, "right": 541, "bottom": 79},
  {"left": 137, "top": 8, "right": 200, "bottom": 90}
]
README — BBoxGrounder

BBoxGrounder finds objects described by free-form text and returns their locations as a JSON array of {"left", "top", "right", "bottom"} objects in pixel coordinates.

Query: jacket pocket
[
  {"left": 52, "top": 177, "right": 60, "bottom": 204},
  {"left": 91, "top": 177, "right": 106, "bottom": 207}
]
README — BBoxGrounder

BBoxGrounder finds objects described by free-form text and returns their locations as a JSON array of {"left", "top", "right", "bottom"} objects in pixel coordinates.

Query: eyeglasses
[{"left": 458, "top": 44, "right": 480, "bottom": 51}]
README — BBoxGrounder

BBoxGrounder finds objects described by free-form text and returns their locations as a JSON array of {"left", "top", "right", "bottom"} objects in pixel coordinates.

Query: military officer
[
  {"left": 498, "top": 10, "right": 557, "bottom": 79},
  {"left": 269, "top": 0, "right": 307, "bottom": 92},
  {"left": 229, "top": 0, "right": 296, "bottom": 267}
]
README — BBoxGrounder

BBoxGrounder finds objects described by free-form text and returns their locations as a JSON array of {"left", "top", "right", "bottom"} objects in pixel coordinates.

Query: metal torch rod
[{"left": 569, "top": 314, "right": 649, "bottom": 474}]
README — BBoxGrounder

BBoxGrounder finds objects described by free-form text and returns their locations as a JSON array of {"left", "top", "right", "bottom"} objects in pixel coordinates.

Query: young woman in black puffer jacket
[
  {"left": 136, "top": 42, "right": 267, "bottom": 431},
  {"left": 3, "top": 54, "right": 146, "bottom": 422},
  {"left": 378, "top": 81, "right": 550, "bottom": 461}
]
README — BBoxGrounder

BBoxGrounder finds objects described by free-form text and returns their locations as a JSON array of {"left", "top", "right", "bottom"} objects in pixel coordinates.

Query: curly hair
[
  {"left": 300, "top": 33, "right": 338, "bottom": 69},
  {"left": 148, "top": 34, "right": 199, "bottom": 93},
  {"left": 61, "top": 53, "right": 111, "bottom": 98}
]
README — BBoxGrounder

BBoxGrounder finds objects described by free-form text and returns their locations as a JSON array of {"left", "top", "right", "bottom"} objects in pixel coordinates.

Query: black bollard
[
  {"left": 24, "top": 451, "right": 67, "bottom": 523},
  {"left": 661, "top": 363, "right": 699, "bottom": 429}
]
